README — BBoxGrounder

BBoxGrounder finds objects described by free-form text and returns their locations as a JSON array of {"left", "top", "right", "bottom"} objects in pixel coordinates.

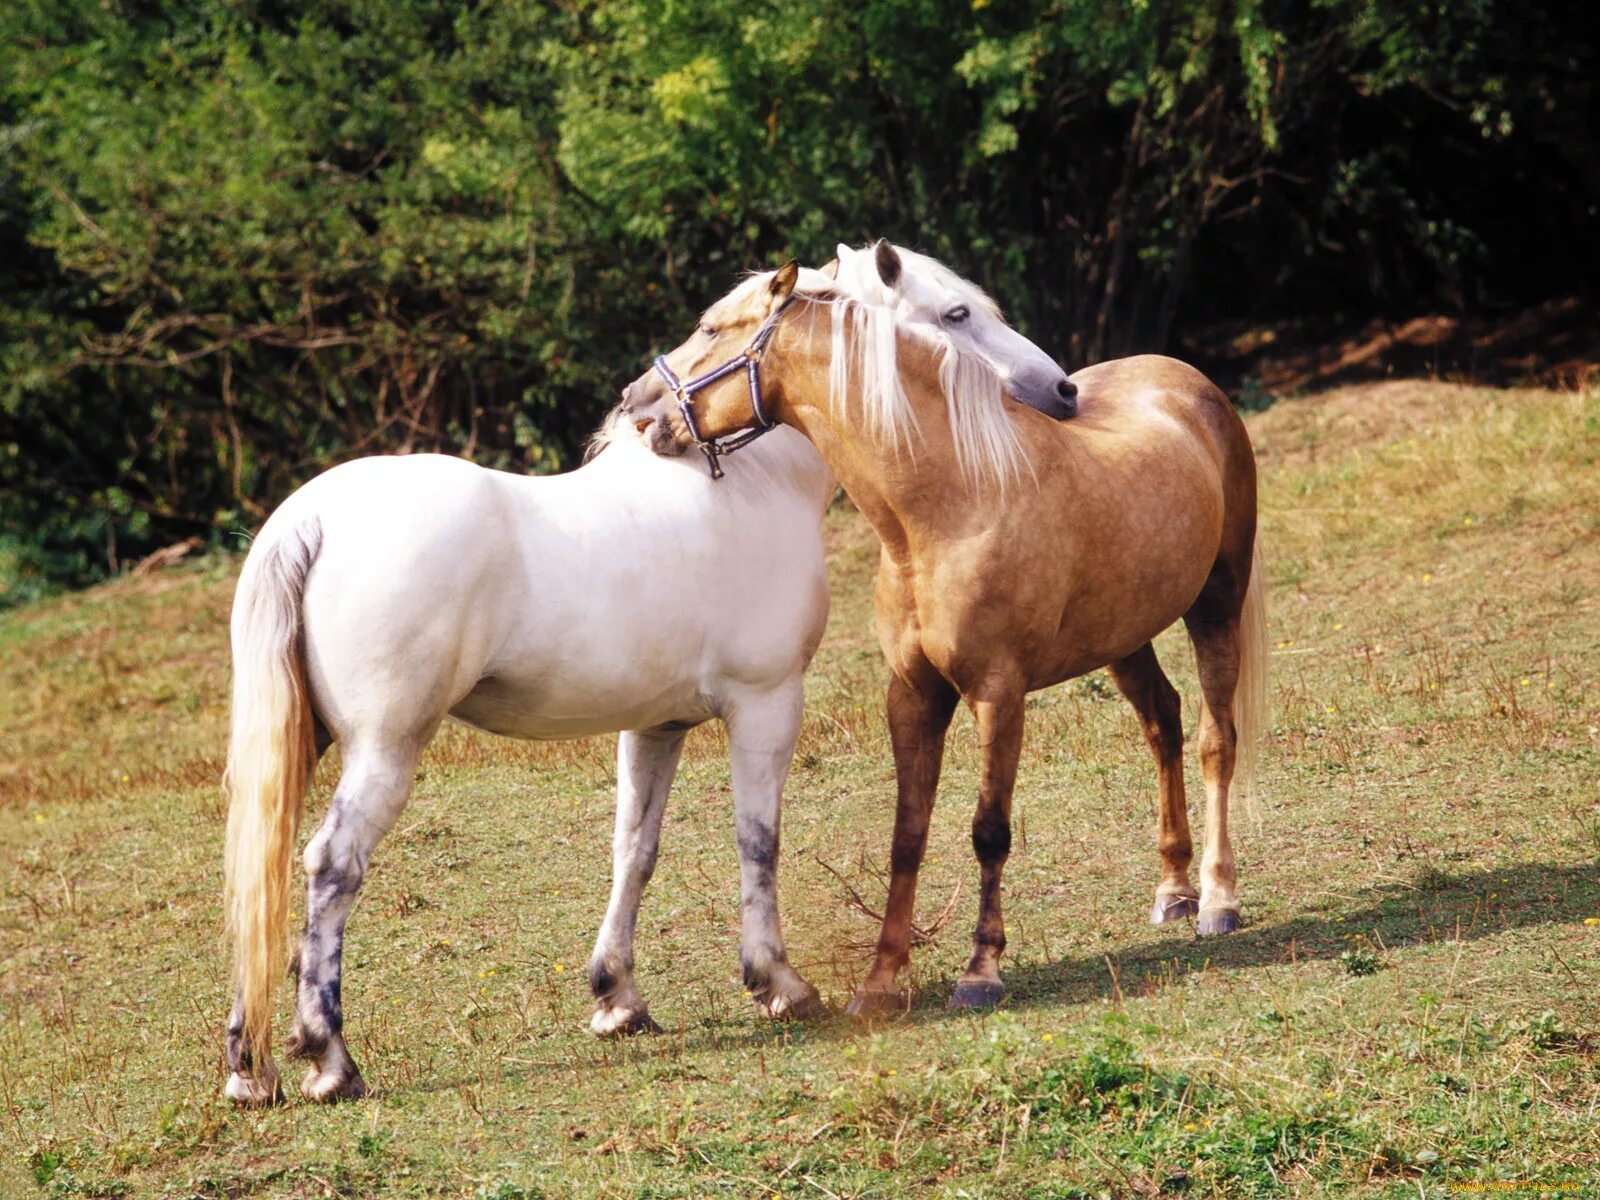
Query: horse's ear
[
  {"left": 874, "top": 240, "right": 902, "bottom": 288},
  {"left": 820, "top": 257, "right": 839, "bottom": 279},
  {"left": 769, "top": 259, "right": 799, "bottom": 302}
]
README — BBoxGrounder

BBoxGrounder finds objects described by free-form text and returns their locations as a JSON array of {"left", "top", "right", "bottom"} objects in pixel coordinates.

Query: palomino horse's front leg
[
  {"left": 1186, "top": 619, "right": 1243, "bottom": 934},
  {"left": 283, "top": 744, "right": 416, "bottom": 1102},
  {"left": 1107, "top": 645, "right": 1200, "bottom": 925},
  {"left": 848, "top": 671, "right": 959, "bottom": 1017},
  {"left": 589, "top": 726, "right": 685, "bottom": 1036},
  {"left": 725, "top": 680, "right": 823, "bottom": 1020},
  {"left": 950, "top": 687, "right": 1027, "bottom": 1009}
]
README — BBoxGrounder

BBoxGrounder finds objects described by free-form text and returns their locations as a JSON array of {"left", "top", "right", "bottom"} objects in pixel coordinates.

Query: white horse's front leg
[
  {"left": 726, "top": 681, "right": 823, "bottom": 1021},
  {"left": 589, "top": 726, "right": 684, "bottom": 1037}
]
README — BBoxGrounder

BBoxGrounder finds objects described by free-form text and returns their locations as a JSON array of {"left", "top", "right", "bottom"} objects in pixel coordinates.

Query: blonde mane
[{"left": 794, "top": 246, "right": 1030, "bottom": 495}]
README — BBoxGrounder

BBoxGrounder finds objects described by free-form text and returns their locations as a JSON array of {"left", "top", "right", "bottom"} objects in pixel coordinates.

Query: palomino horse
[
  {"left": 621, "top": 243, "right": 1266, "bottom": 1015},
  {"left": 221, "top": 250, "right": 1074, "bottom": 1103}
]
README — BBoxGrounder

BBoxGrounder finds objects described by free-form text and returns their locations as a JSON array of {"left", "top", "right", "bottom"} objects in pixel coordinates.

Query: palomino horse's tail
[
  {"left": 1234, "top": 538, "right": 1269, "bottom": 821},
  {"left": 223, "top": 519, "right": 322, "bottom": 1080}
]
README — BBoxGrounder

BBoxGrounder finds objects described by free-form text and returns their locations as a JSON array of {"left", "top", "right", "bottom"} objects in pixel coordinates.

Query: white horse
[{"left": 221, "top": 243, "right": 1073, "bottom": 1105}]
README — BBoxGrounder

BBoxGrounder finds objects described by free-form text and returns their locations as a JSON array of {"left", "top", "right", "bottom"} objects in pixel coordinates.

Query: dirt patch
[{"left": 1186, "top": 296, "right": 1600, "bottom": 397}]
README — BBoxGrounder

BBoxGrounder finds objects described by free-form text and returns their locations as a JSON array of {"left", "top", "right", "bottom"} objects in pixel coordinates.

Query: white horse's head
[{"left": 832, "top": 241, "right": 1076, "bottom": 420}]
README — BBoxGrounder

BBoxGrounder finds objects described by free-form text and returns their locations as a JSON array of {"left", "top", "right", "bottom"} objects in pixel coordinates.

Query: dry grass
[{"left": 1, "top": 379, "right": 1597, "bottom": 1198}]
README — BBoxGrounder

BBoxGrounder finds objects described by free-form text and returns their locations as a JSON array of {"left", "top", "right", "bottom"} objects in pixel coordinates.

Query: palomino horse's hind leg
[
  {"left": 725, "top": 680, "right": 823, "bottom": 1020},
  {"left": 1184, "top": 619, "right": 1243, "bottom": 935},
  {"left": 589, "top": 727, "right": 685, "bottom": 1036},
  {"left": 285, "top": 743, "right": 417, "bottom": 1101},
  {"left": 847, "top": 670, "right": 959, "bottom": 1017},
  {"left": 950, "top": 686, "right": 1026, "bottom": 1009},
  {"left": 1106, "top": 645, "right": 1200, "bottom": 925}
]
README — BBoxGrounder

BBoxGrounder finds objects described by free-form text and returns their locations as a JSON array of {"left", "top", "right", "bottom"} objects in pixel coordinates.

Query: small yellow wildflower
[
  {"left": 1520, "top": 678, "right": 1530, "bottom": 687},
  {"left": 1422, "top": 572, "right": 1433, "bottom": 584},
  {"left": 1585, "top": 917, "right": 1600, "bottom": 927},
  {"left": 1429, "top": 683, "right": 1439, "bottom": 692},
  {"left": 554, "top": 962, "right": 565, "bottom": 973},
  {"left": 1333, "top": 623, "right": 1343, "bottom": 631},
  {"left": 1041, "top": 1033, "right": 1054, "bottom": 1042},
  {"left": 1463, "top": 517, "right": 1473, "bottom": 526}
]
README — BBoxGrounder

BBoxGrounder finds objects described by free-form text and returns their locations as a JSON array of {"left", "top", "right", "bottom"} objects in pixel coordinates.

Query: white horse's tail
[
  {"left": 1234, "top": 537, "right": 1269, "bottom": 820},
  {"left": 223, "top": 519, "right": 322, "bottom": 1077}
]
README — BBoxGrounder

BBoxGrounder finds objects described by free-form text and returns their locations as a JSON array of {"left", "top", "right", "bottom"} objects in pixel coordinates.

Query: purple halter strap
[{"left": 651, "top": 297, "right": 792, "bottom": 480}]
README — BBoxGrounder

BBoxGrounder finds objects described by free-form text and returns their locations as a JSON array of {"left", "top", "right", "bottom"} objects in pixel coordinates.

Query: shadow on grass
[
  {"left": 993, "top": 859, "right": 1600, "bottom": 1013},
  {"left": 390, "top": 861, "right": 1597, "bottom": 1098}
]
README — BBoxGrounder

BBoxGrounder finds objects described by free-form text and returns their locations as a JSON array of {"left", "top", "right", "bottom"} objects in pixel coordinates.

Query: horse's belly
[{"left": 447, "top": 669, "right": 714, "bottom": 740}]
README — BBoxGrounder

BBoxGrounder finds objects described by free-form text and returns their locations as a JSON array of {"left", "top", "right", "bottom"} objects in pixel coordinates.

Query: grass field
[{"left": 3, "top": 380, "right": 1598, "bottom": 1198}]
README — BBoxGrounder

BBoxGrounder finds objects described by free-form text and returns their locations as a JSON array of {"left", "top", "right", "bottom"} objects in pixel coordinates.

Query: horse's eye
[
  {"left": 944, "top": 305, "right": 970, "bottom": 324},
  {"left": 699, "top": 323, "right": 720, "bottom": 337}
]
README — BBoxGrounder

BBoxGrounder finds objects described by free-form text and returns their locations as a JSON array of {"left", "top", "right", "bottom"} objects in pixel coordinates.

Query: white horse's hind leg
[
  {"left": 726, "top": 681, "right": 823, "bottom": 1021},
  {"left": 287, "top": 742, "right": 417, "bottom": 1100},
  {"left": 589, "top": 727, "right": 684, "bottom": 1037},
  {"left": 224, "top": 992, "right": 282, "bottom": 1105}
]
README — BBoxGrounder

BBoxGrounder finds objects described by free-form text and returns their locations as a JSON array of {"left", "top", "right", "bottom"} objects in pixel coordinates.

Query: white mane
[{"left": 798, "top": 244, "right": 1030, "bottom": 495}]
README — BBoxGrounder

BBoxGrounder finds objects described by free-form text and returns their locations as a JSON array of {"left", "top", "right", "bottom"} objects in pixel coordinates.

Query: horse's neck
[{"left": 778, "top": 353, "right": 981, "bottom": 565}]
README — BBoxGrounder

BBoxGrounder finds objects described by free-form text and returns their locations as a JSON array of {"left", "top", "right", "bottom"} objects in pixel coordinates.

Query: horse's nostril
[{"left": 1057, "top": 379, "right": 1077, "bottom": 400}]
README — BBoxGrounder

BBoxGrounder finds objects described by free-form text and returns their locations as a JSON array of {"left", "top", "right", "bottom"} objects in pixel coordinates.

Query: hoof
[
  {"left": 949, "top": 979, "right": 1006, "bottom": 1011},
  {"left": 756, "top": 982, "right": 826, "bottom": 1022},
  {"left": 301, "top": 1065, "right": 367, "bottom": 1103},
  {"left": 224, "top": 1070, "right": 283, "bottom": 1107},
  {"left": 1197, "top": 906, "right": 1241, "bottom": 936},
  {"left": 590, "top": 1006, "right": 663, "bottom": 1038},
  {"left": 1150, "top": 894, "right": 1200, "bottom": 925},
  {"left": 845, "top": 987, "right": 906, "bottom": 1020}
]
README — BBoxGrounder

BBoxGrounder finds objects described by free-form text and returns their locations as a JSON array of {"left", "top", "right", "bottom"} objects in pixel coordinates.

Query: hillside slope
[{"left": 2, "top": 381, "right": 1597, "bottom": 1197}]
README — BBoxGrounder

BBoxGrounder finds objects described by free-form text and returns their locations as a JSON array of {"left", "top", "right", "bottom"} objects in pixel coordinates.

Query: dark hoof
[
  {"left": 1197, "top": 907, "right": 1241, "bottom": 936},
  {"left": 1150, "top": 894, "right": 1200, "bottom": 925},
  {"left": 948, "top": 979, "right": 1006, "bottom": 1011},
  {"left": 845, "top": 988, "right": 906, "bottom": 1020}
]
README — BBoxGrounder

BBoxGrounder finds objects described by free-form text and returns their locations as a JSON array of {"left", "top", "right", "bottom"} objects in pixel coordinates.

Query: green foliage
[
  {"left": 1338, "top": 945, "right": 1382, "bottom": 977},
  {"left": 2, "top": 0, "right": 1594, "bottom": 597}
]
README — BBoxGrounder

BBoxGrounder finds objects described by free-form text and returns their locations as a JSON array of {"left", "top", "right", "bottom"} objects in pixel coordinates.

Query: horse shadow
[
  {"left": 987, "top": 859, "right": 1599, "bottom": 1014},
  {"left": 378, "top": 861, "right": 1596, "bottom": 1098}
]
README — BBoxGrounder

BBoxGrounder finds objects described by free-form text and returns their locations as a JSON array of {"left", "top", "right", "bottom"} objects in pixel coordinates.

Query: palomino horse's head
[
  {"left": 619, "top": 261, "right": 809, "bottom": 462},
  {"left": 621, "top": 243, "right": 1068, "bottom": 487}
]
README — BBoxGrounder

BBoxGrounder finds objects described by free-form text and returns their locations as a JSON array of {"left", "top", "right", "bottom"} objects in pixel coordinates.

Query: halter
[{"left": 651, "top": 297, "right": 792, "bottom": 479}]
